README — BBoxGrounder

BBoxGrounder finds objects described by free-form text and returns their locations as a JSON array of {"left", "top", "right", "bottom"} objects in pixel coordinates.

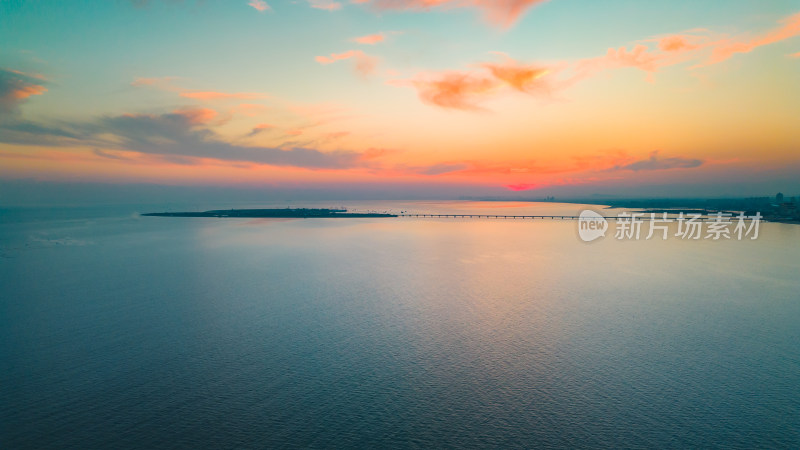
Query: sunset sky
[{"left": 1, "top": 0, "right": 799, "bottom": 199}]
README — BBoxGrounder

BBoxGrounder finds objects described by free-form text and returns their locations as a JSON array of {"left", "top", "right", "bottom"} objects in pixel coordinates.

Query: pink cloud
[
  {"left": 352, "top": 33, "right": 386, "bottom": 45},
  {"left": 576, "top": 45, "right": 662, "bottom": 76},
  {"left": 248, "top": 0, "right": 271, "bottom": 12},
  {"left": 706, "top": 12, "right": 800, "bottom": 66},
  {"left": 506, "top": 183, "right": 540, "bottom": 191}
]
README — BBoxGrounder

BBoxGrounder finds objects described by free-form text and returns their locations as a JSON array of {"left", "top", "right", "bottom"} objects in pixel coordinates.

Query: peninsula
[{"left": 142, "top": 208, "right": 397, "bottom": 218}]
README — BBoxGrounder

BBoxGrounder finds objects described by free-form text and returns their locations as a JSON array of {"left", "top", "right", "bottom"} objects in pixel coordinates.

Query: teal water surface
[{"left": 1, "top": 201, "right": 799, "bottom": 448}]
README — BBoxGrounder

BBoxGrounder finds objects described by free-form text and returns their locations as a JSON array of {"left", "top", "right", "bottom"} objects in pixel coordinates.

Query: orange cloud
[
  {"left": 1, "top": 68, "right": 48, "bottom": 114},
  {"left": 481, "top": 60, "right": 550, "bottom": 92},
  {"left": 402, "top": 48, "right": 659, "bottom": 110},
  {"left": 248, "top": 0, "right": 270, "bottom": 12},
  {"left": 315, "top": 50, "right": 377, "bottom": 75},
  {"left": 398, "top": 12, "right": 800, "bottom": 110},
  {"left": 658, "top": 35, "right": 697, "bottom": 52},
  {"left": 173, "top": 107, "right": 219, "bottom": 125},
  {"left": 408, "top": 71, "right": 500, "bottom": 110},
  {"left": 7, "top": 82, "right": 47, "bottom": 100},
  {"left": 397, "top": 56, "right": 557, "bottom": 110},
  {"left": 352, "top": 33, "right": 385, "bottom": 45},
  {"left": 362, "top": 0, "right": 548, "bottom": 28}
]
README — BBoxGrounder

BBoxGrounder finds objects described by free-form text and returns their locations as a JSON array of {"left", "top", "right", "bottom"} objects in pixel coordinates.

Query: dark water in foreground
[{"left": 2, "top": 201, "right": 799, "bottom": 448}]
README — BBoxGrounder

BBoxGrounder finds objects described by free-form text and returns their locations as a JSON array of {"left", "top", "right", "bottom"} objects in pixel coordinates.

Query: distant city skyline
[{"left": 1, "top": 1, "right": 799, "bottom": 199}]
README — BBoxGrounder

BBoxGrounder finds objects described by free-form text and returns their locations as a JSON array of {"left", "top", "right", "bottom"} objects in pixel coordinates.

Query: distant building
[{"left": 776, "top": 192, "right": 784, "bottom": 203}]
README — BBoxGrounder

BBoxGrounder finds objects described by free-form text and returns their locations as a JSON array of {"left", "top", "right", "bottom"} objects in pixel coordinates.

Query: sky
[{"left": 1, "top": 0, "right": 799, "bottom": 200}]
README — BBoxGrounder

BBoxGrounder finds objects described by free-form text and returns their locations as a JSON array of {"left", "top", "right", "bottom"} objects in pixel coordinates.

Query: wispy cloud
[
  {"left": 403, "top": 71, "right": 499, "bottom": 110},
  {"left": 0, "top": 107, "right": 365, "bottom": 170},
  {"left": 394, "top": 56, "right": 556, "bottom": 110},
  {"left": 705, "top": 12, "right": 800, "bottom": 66},
  {"left": 93, "top": 148, "right": 132, "bottom": 161},
  {"left": 230, "top": 103, "right": 269, "bottom": 117},
  {"left": 0, "top": 68, "right": 48, "bottom": 115},
  {"left": 411, "top": 163, "right": 470, "bottom": 175},
  {"left": 246, "top": 123, "right": 276, "bottom": 137},
  {"left": 359, "top": 0, "right": 548, "bottom": 28},
  {"left": 315, "top": 50, "right": 378, "bottom": 75},
  {"left": 352, "top": 33, "right": 385, "bottom": 45},
  {"left": 131, "top": 77, "right": 269, "bottom": 102},
  {"left": 609, "top": 151, "right": 703, "bottom": 171},
  {"left": 308, "top": 0, "right": 342, "bottom": 11},
  {"left": 248, "top": 0, "right": 271, "bottom": 12},
  {"left": 658, "top": 35, "right": 698, "bottom": 52},
  {"left": 180, "top": 91, "right": 269, "bottom": 101},
  {"left": 506, "top": 183, "right": 540, "bottom": 191},
  {"left": 96, "top": 109, "right": 363, "bottom": 168},
  {"left": 131, "top": 76, "right": 180, "bottom": 88},
  {"left": 481, "top": 59, "right": 550, "bottom": 92},
  {"left": 397, "top": 11, "right": 800, "bottom": 110}
]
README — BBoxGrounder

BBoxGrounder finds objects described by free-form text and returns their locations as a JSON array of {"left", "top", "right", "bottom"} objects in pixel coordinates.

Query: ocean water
[{"left": 1, "top": 201, "right": 799, "bottom": 448}]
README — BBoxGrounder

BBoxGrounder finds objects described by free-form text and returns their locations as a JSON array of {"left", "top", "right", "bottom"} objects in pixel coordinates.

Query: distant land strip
[
  {"left": 140, "top": 208, "right": 776, "bottom": 222},
  {"left": 141, "top": 208, "right": 397, "bottom": 218}
]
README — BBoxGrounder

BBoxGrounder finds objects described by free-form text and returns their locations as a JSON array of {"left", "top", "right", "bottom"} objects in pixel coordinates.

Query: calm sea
[{"left": 1, "top": 201, "right": 799, "bottom": 448}]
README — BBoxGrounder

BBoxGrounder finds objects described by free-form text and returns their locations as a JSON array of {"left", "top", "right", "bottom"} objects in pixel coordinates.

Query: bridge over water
[{"left": 399, "top": 214, "right": 720, "bottom": 221}]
